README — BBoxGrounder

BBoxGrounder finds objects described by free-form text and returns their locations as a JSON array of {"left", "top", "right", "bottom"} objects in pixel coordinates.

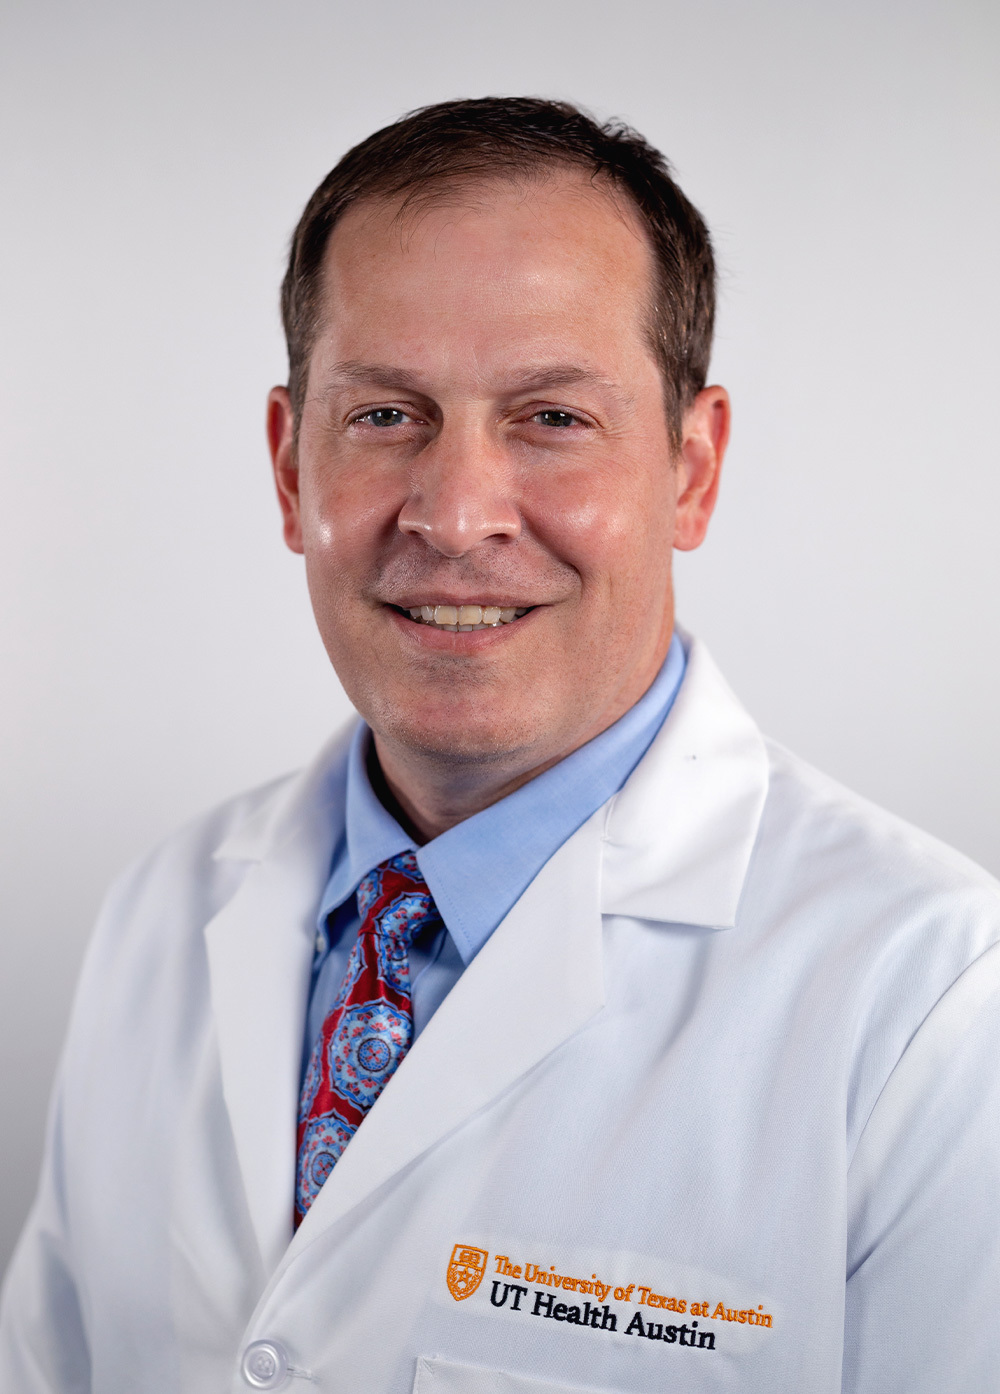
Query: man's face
[{"left": 270, "top": 173, "right": 725, "bottom": 788}]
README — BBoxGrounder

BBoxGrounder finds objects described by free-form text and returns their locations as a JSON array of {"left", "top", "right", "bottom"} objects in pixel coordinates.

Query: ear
[
  {"left": 673, "top": 385, "right": 730, "bottom": 552},
  {"left": 267, "top": 385, "right": 304, "bottom": 554}
]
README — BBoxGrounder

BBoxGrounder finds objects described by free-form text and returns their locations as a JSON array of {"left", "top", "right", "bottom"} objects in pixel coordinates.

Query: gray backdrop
[{"left": 2, "top": 0, "right": 998, "bottom": 1278}]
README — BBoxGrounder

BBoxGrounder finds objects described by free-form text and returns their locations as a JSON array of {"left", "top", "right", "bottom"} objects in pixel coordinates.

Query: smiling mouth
[{"left": 392, "top": 603, "right": 533, "bottom": 632}]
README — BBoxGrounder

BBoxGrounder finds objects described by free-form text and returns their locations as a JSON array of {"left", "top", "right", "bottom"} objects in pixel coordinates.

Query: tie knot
[{"left": 356, "top": 851, "right": 442, "bottom": 944}]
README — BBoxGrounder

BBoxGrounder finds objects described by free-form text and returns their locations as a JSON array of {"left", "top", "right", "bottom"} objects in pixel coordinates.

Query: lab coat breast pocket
[{"left": 413, "top": 1354, "right": 618, "bottom": 1394}]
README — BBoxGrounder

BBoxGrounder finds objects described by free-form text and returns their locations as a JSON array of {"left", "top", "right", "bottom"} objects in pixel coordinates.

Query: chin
[
  {"left": 403, "top": 721, "right": 537, "bottom": 767},
  {"left": 369, "top": 697, "right": 545, "bottom": 769}
]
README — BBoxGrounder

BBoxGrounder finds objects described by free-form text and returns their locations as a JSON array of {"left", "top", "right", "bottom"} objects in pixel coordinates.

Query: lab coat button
[{"left": 241, "top": 1340, "right": 289, "bottom": 1389}]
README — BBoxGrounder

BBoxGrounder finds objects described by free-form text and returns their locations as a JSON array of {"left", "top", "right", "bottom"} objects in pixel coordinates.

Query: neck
[{"left": 367, "top": 734, "right": 573, "bottom": 844}]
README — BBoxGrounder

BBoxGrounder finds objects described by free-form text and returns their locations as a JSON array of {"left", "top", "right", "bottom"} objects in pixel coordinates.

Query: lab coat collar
[{"left": 600, "top": 632, "right": 769, "bottom": 929}]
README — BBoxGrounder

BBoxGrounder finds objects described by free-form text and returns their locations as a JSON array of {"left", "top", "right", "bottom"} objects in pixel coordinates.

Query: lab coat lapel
[
  {"left": 284, "top": 807, "right": 606, "bottom": 1259},
  {"left": 204, "top": 726, "right": 354, "bottom": 1276}
]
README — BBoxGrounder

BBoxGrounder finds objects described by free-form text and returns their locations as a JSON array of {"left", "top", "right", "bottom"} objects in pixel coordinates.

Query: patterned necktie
[{"left": 295, "top": 851, "right": 443, "bottom": 1225}]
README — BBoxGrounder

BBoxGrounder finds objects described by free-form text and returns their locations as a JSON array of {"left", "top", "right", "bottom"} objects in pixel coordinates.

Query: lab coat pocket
[{"left": 413, "top": 1354, "right": 617, "bottom": 1394}]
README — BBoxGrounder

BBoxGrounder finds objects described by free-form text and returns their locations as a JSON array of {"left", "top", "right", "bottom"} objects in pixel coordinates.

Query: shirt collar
[{"left": 317, "top": 632, "right": 687, "bottom": 963}]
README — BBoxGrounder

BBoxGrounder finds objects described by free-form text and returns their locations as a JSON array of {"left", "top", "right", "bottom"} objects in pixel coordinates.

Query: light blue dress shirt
[{"left": 303, "top": 633, "right": 687, "bottom": 1074}]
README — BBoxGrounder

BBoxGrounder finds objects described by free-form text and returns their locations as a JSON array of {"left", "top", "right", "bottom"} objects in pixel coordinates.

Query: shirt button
[{"left": 241, "top": 1340, "right": 290, "bottom": 1389}]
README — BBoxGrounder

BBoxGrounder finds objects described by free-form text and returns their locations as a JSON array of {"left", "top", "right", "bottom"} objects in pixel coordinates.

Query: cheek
[
  {"left": 298, "top": 462, "right": 399, "bottom": 570},
  {"left": 527, "top": 461, "right": 675, "bottom": 599}
]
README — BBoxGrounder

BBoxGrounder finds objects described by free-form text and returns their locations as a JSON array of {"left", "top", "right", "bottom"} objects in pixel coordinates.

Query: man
[{"left": 2, "top": 97, "right": 999, "bottom": 1394}]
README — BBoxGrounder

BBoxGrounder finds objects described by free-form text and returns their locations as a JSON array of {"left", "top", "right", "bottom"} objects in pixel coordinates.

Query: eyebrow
[
  {"left": 323, "top": 361, "right": 428, "bottom": 394},
  {"left": 321, "top": 360, "right": 633, "bottom": 404}
]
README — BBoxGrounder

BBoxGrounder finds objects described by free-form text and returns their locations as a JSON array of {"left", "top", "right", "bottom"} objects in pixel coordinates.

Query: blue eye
[
  {"left": 363, "top": 408, "right": 407, "bottom": 427},
  {"left": 534, "top": 410, "right": 577, "bottom": 428}
]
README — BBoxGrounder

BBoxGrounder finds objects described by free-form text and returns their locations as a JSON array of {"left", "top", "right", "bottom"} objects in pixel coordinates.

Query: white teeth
[{"left": 402, "top": 603, "right": 530, "bottom": 630}]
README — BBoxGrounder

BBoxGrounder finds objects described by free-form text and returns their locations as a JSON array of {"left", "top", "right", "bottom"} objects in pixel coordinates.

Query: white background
[{"left": 1, "top": 0, "right": 998, "bottom": 1276}]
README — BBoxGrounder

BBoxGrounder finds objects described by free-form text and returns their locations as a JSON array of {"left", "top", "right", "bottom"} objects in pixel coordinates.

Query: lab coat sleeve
[
  {"left": 0, "top": 1075, "right": 92, "bottom": 1393},
  {"left": 0, "top": 842, "right": 164, "bottom": 1394},
  {"left": 843, "top": 942, "right": 1000, "bottom": 1393}
]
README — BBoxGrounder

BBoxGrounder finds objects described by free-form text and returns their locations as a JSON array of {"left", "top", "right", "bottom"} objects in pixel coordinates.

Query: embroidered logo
[{"left": 447, "top": 1244, "right": 489, "bottom": 1301}]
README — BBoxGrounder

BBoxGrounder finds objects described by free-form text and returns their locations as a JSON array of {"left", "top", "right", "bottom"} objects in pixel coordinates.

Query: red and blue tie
[{"left": 295, "top": 852, "right": 442, "bottom": 1224}]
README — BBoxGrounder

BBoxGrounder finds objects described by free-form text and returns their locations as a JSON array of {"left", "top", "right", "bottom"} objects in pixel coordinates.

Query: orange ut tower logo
[{"left": 447, "top": 1244, "right": 489, "bottom": 1301}]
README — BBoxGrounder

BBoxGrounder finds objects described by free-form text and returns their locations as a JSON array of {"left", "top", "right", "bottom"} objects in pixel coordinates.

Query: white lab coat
[{"left": 3, "top": 637, "right": 1000, "bottom": 1394}]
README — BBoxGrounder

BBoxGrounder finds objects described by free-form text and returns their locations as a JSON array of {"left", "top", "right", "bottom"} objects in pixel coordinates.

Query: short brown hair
[{"left": 281, "top": 97, "right": 716, "bottom": 449}]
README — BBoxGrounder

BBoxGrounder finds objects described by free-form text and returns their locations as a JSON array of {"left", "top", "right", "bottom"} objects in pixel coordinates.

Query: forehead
[{"left": 311, "top": 173, "right": 657, "bottom": 378}]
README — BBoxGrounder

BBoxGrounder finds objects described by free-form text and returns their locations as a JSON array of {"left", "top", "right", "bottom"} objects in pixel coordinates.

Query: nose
[{"left": 396, "top": 422, "right": 521, "bottom": 557}]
